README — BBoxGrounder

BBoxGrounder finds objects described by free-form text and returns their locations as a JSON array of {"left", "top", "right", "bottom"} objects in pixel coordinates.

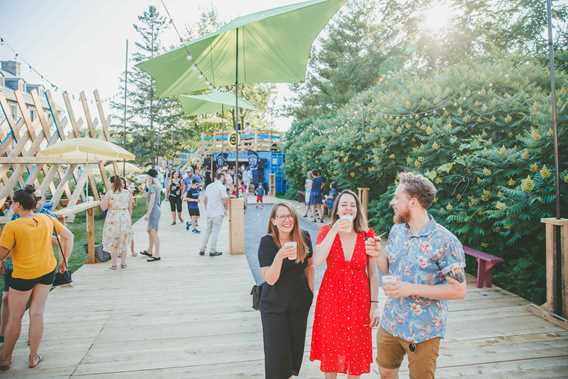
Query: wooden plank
[
  {"left": 542, "top": 218, "right": 568, "bottom": 226},
  {"left": 37, "top": 165, "right": 59, "bottom": 196},
  {"left": 62, "top": 91, "right": 102, "bottom": 200},
  {"left": 62, "top": 91, "right": 82, "bottom": 138},
  {"left": 13, "top": 90, "right": 72, "bottom": 199},
  {"left": 79, "top": 91, "right": 97, "bottom": 138},
  {"left": 545, "top": 222, "right": 556, "bottom": 311},
  {"left": 93, "top": 89, "right": 119, "bottom": 176},
  {"left": 50, "top": 164, "right": 78, "bottom": 208},
  {"left": 563, "top": 224, "right": 568, "bottom": 318},
  {"left": 65, "top": 170, "right": 88, "bottom": 209},
  {"left": 53, "top": 200, "right": 100, "bottom": 217},
  {"left": 87, "top": 207, "right": 95, "bottom": 264}
]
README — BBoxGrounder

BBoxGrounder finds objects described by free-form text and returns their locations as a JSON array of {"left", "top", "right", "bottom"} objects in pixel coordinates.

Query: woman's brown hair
[
  {"left": 111, "top": 175, "right": 123, "bottom": 193},
  {"left": 329, "top": 190, "right": 368, "bottom": 233},
  {"left": 267, "top": 203, "right": 310, "bottom": 263}
]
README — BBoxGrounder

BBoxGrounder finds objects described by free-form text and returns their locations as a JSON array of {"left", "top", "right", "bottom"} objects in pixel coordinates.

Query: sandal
[
  {"left": 0, "top": 357, "right": 11, "bottom": 371},
  {"left": 29, "top": 354, "right": 42, "bottom": 368},
  {"left": 110, "top": 265, "right": 117, "bottom": 270},
  {"left": 139, "top": 251, "right": 151, "bottom": 257},
  {"left": 120, "top": 264, "right": 127, "bottom": 269}
]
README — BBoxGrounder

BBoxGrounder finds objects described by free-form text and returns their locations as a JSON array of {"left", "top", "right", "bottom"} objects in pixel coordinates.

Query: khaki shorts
[{"left": 376, "top": 328, "right": 440, "bottom": 379}]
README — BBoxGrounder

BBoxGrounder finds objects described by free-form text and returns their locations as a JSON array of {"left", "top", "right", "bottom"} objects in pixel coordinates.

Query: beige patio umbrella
[{"left": 37, "top": 137, "right": 135, "bottom": 161}]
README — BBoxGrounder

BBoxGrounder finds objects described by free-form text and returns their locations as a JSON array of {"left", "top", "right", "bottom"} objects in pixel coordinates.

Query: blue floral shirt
[{"left": 380, "top": 215, "right": 465, "bottom": 343}]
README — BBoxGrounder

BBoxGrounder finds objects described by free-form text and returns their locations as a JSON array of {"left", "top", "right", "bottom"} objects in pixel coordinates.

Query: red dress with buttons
[{"left": 310, "top": 225, "right": 375, "bottom": 375}]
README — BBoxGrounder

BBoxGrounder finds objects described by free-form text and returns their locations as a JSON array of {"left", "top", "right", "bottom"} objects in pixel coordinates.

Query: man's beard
[{"left": 393, "top": 208, "right": 410, "bottom": 224}]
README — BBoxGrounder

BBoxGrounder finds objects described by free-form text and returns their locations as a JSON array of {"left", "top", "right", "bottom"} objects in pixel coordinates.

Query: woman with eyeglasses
[
  {"left": 258, "top": 203, "right": 314, "bottom": 379},
  {"left": 0, "top": 186, "right": 74, "bottom": 370}
]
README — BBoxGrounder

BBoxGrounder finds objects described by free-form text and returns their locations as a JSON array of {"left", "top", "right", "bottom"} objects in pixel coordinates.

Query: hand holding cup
[
  {"left": 278, "top": 241, "right": 297, "bottom": 261},
  {"left": 337, "top": 214, "right": 354, "bottom": 233},
  {"left": 284, "top": 241, "right": 298, "bottom": 260}
]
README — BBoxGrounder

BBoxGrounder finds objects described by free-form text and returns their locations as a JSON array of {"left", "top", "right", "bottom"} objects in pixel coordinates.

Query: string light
[{"left": 159, "top": 0, "right": 217, "bottom": 93}]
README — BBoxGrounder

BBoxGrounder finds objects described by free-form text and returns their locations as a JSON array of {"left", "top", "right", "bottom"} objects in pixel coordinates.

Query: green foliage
[{"left": 285, "top": 57, "right": 568, "bottom": 304}]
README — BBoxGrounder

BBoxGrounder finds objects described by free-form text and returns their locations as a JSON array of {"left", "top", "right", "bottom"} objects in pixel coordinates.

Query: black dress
[{"left": 258, "top": 231, "right": 314, "bottom": 379}]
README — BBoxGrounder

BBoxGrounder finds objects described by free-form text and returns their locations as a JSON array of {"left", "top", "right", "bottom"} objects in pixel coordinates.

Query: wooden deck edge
[{"left": 527, "top": 304, "right": 568, "bottom": 330}]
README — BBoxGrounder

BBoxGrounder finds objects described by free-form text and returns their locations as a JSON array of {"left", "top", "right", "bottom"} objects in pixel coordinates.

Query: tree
[
  {"left": 111, "top": 6, "right": 185, "bottom": 165},
  {"left": 289, "top": 0, "right": 422, "bottom": 120}
]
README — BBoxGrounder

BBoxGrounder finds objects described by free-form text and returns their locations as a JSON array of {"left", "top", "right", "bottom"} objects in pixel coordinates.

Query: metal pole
[
  {"left": 123, "top": 39, "right": 128, "bottom": 148},
  {"left": 234, "top": 27, "right": 240, "bottom": 197},
  {"left": 150, "top": 23, "right": 156, "bottom": 166},
  {"left": 546, "top": 0, "right": 563, "bottom": 316}
]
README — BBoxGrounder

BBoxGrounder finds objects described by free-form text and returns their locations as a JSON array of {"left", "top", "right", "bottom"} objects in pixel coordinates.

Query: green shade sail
[
  {"left": 179, "top": 90, "right": 256, "bottom": 115},
  {"left": 137, "top": 0, "right": 345, "bottom": 97}
]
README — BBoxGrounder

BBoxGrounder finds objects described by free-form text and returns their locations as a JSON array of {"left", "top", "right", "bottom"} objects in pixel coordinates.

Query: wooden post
[
  {"left": 269, "top": 173, "right": 276, "bottom": 197},
  {"left": 358, "top": 187, "right": 370, "bottom": 220},
  {"left": 541, "top": 218, "right": 568, "bottom": 318},
  {"left": 87, "top": 207, "right": 96, "bottom": 264},
  {"left": 228, "top": 198, "right": 245, "bottom": 255}
]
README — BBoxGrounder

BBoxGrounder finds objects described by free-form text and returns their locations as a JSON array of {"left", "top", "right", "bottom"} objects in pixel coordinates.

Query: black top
[
  {"left": 258, "top": 230, "right": 314, "bottom": 313},
  {"left": 186, "top": 188, "right": 200, "bottom": 209},
  {"left": 169, "top": 179, "right": 182, "bottom": 198}
]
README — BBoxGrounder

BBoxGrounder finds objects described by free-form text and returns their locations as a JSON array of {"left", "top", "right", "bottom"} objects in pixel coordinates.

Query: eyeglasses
[{"left": 275, "top": 215, "right": 293, "bottom": 220}]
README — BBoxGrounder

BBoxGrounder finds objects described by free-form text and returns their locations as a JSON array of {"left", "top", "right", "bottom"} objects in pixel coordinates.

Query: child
[
  {"left": 184, "top": 179, "right": 201, "bottom": 233},
  {"left": 255, "top": 184, "right": 265, "bottom": 209}
]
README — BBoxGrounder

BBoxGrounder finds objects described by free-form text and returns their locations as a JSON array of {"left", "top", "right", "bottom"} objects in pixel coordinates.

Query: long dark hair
[
  {"left": 111, "top": 175, "right": 123, "bottom": 193},
  {"left": 267, "top": 203, "right": 309, "bottom": 263},
  {"left": 329, "top": 190, "right": 368, "bottom": 233}
]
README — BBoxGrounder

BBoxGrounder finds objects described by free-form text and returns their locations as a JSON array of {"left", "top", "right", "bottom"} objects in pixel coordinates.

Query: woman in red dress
[{"left": 310, "top": 190, "right": 380, "bottom": 378}]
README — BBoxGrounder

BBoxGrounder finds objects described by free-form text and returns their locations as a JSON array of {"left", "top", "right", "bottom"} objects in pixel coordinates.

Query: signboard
[{"left": 229, "top": 133, "right": 238, "bottom": 146}]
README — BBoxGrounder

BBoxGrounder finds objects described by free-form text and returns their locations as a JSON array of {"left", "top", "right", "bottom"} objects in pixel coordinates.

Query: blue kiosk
[{"left": 199, "top": 130, "right": 287, "bottom": 194}]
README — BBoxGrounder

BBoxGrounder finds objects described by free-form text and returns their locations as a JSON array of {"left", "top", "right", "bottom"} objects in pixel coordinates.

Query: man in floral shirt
[{"left": 366, "top": 172, "right": 466, "bottom": 379}]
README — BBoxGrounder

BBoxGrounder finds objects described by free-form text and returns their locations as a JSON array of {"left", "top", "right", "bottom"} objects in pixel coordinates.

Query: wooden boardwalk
[{"left": 5, "top": 201, "right": 568, "bottom": 378}]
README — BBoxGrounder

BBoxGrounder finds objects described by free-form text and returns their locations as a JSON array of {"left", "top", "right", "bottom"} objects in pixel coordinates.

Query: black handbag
[
  {"left": 94, "top": 245, "right": 111, "bottom": 262},
  {"left": 53, "top": 234, "right": 72, "bottom": 286},
  {"left": 250, "top": 284, "right": 262, "bottom": 311}
]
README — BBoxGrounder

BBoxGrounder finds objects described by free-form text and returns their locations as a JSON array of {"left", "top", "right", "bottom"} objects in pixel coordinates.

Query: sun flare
[{"left": 421, "top": 1, "right": 457, "bottom": 35}]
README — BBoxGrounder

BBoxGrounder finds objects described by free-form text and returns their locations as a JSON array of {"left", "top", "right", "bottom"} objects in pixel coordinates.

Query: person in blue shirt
[
  {"left": 309, "top": 170, "right": 325, "bottom": 223},
  {"left": 255, "top": 184, "right": 266, "bottom": 209},
  {"left": 365, "top": 172, "right": 466, "bottom": 379},
  {"left": 184, "top": 180, "right": 201, "bottom": 233}
]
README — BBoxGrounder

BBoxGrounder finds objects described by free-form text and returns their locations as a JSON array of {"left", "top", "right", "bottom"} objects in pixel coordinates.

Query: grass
[{"left": 0, "top": 194, "right": 147, "bottom": 291}]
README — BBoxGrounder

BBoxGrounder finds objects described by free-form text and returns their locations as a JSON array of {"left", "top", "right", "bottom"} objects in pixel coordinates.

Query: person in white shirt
[{"left": 199, "top": 172, "right": 228, "bottom": 257}]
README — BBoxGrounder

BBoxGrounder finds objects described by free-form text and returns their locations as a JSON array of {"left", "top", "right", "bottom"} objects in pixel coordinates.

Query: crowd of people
[
  {"left": 258, "top": 172, "right": 467, "bottom": 379},
  {"left": 0, "top": 166, "right": 466, "bottom": 378}
]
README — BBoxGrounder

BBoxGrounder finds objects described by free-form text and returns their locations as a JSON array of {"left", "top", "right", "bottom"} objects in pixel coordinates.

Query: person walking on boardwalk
[
  {"left": 258, "top": 203, "right": 314, "bottom": 379},
  {"left": 303, "top": 171, "right": 313, "bottom": 218},
  {"left": 310, "top": 190, "right": 380, "bottom": 378},
  {"left": 198, "top": 172, "right": 228, "bottom": 257},
  {"left": 141, "top": 168, "right": 162, "bottom": 262},
  {"left": 166, "top": 170, "right": 185, "bottom": 225},
  {"left": 184, "top": 179, "right": 202, "bottom": 233},
  {"left": 101, "top": 175, "right": 134, "bottom": 270},
  {"left": 366, "top": 172, "right": 466, "bottom": 379},
  {"left": 309, "top": 170, "right": 325, "bottom": 223},
  {"left": 0, "top": 186, "right": 74, "bottom": 370}
]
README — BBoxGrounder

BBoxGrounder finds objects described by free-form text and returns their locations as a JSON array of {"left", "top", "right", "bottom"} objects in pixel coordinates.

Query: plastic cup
[
  {"left": 339, "top": 214, "right": 354, "bottom": 231},
  {"left": 285, "top": 241, "right": 297, "bottom": 260},
  {"left": 382, "top": 275, "right": 398, "bottom": 286}
]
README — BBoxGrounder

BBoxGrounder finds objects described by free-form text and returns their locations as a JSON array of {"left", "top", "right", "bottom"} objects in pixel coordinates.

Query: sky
[{"left": 0, "top": 0, "right": 299, "bottom": 131}]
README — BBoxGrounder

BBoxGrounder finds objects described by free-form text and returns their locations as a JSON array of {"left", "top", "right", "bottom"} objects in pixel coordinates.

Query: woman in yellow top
[{"left": 0, "top": 186, "right": 74, "bottom": 370}]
